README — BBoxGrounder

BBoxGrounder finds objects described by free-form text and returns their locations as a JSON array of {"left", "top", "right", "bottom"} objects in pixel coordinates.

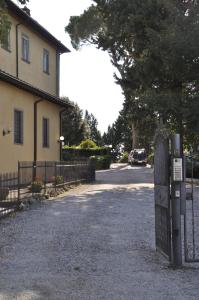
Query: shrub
[
  {"left": 79, "top": 139, "right": 97, "bottom": 149},
  {"left": 53, "top": 175, "right": 64, "bottom": 186},
  {"left": 119, "top": 152, "right": 129, "bottom": 163},
  {"left": 90, "top": 155, "right": 112, "bottom": 170},
  {"left": 62, "top": 146, "right": 110, "bottom": 160},
  {"left": 30, "top": 179, "right": 43, "bottom": 193},
  {"left": 147, "top": 153, "right": 154, "bottom": 165}
]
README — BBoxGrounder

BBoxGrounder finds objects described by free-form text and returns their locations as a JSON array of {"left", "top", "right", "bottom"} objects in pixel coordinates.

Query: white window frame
[
  {"left": 22, "top": 34, "right": 30, "bottom": 62},
  {"left": 43, "top": 48, "right": 49, "bottom": 74}
]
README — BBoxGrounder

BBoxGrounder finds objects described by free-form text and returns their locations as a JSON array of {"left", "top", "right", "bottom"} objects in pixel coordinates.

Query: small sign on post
[{"left": 173, "top": 158, "right": 183, "bottom": 182}]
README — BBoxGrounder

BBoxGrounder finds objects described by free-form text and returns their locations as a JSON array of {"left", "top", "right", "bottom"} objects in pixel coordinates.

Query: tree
[
  {"left": 66, "top": 1, "right": 199, "bottom": 148},
  {"left": 84, "top": 110, "right": 102, "bottom": 145},
  {"left": 0, "top": 0, "right": 29, "bottom": 43},
  {"left": 61, "top": 97, "right": 89, "bottom": 146}
]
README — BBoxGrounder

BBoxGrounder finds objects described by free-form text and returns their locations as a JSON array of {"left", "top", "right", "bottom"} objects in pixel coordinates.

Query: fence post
[
  {"left": 171, "top": 134, "right": 183, "bottom": 267},
  {"left": 33, "top": 161, "right": 37, "bottom": 181},
  {"left": 44, "top": 161, "right": 47, "bottom": 193},
  {"left": 88, "top": 158, "right": 96, "bottom": 182},
  {"left": 18, "top": 161, "right": 20, "bottom": 202},
  {"left": 54, "top": 161, "right": 57, "bottom": 192}
]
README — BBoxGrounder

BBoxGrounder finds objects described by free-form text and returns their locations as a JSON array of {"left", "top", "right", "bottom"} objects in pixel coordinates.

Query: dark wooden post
[{"left": 171, "top": 134, "right": 183, "bottom": 267}]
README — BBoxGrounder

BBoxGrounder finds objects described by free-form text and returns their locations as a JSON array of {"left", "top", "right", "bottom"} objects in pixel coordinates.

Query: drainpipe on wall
[
  {"left": 34, "top": 99, "right": 43, "bottom": 162},
  {"left": 16, "top": 23, "right": 21, "bottom": 78},
  {"left": 59, "top": 109, "right": 66, "bottom": 161},
  {"left": 56, "top": 50, "right": 60, "bottom": 97}
]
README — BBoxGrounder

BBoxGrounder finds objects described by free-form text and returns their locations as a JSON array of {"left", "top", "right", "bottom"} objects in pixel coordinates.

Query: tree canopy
[
  {"left": 66, "top": 0, "right": 199, "bottom": 149},
  {"left": 61, "top": 97, "right": 102, "bottom": 146},
  {"left": 0, "top": 0, "right": 29, "bottom": 43},
  {"left": 84, "top": 110, "right": 102, "bottom": 145}
]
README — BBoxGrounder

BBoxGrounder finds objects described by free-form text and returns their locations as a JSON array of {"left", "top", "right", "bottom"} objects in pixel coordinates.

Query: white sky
[{"left": 15, "top": 0, "right": 124, "bottom": 133}]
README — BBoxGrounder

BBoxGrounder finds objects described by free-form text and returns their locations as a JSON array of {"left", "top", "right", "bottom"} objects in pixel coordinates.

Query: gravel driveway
[{"left": 0, "top": 164, "right": 199, "bottom": 300}]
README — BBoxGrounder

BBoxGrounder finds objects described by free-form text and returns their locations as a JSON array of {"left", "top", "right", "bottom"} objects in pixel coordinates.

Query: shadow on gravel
[{"left": 96, "top": 166, "right": 154, "bottom": 185}]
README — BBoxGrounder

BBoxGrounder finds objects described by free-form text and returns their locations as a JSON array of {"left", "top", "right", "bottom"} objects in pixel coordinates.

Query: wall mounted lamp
[
  {"left": 2, "top": 129, "right": 11, "bottom": 136},
  {"left": 58, "top": 136, "right": 65, "bottom": 146}
]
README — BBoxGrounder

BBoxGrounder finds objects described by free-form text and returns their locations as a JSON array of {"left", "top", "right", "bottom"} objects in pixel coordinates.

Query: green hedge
[
  {"left": 62, "top": 146, "right": 109, "bottom": 160},
  {"left": 119, "top": 152, "right": 129, "bottom": 163},
  {"left": 90, "top": 155, "right": 112, "bottom": 170}
]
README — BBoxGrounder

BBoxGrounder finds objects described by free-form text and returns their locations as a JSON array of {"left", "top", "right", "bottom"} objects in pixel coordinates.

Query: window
[
  {"left": 43, "top": 49, "right": 49, "bottom": 74},
  {"left": 22, "top": 34, "right": 29, "bottom": 62},
  {"left": 43, "top": 118, "right": 49, "bottom": 148},
  {"left": 14, "top": 110, "right": 23, "bottom": 144},
  {"left": 1, "top": 27, "right": 11, "bottom": 51}
]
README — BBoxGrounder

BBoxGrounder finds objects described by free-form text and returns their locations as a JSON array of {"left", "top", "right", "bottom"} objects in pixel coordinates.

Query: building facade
[{"left": 0, "top": 0, "right": 70, "bottom": 172}]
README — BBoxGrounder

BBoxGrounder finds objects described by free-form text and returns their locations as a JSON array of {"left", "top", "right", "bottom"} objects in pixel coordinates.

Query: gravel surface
[{"left": 0, "top": 164, "right": 199, "bottom": 300}]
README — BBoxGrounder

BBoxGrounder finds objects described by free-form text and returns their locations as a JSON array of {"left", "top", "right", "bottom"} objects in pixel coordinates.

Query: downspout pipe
[
  {"left": 34, "top": 99, "right": 43, "bottom": 162},
  {"left": 59, "top": 108, "right": 67, "bottom": 161},
  {"left": 16, "top": 23, "right": 21, "bottom": 78}
]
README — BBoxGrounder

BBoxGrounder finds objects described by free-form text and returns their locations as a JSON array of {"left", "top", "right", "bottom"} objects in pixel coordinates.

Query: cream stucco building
[{"left": 0, "top": 0, "right": 71, "bottom": 172}]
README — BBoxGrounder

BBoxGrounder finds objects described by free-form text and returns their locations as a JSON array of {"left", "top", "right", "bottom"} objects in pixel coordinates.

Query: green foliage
[
  {"left": 147, "top": 153, "right": 154, "bottom": 166},
  {"left": 61, "top": 97, "right": 102, "bottom": 147},
  {"left": 30, "top": 179, "right": 43, "bottom": 193},
  {"left": 61, "top": 97, "right": 89, "bottom": 146},
  {"left": 90, "top": 155, "right": 112, "bottom": 170},
  {"left": 66, "top": 5, "right": 103, "bottom": 50},
  {"left": 119, "top": 152, "right": 129, "bottom": 163},
  {"left": 79, "top": 139, "right": 97, "bottom": 149},
  {"left": 66, "top": 0, "right": 199, "bottom": 147},
  {"left": 84, "top": 110, "right": 102, "bottom": 145},
  {"left": 62, "top": 145, "right": 109, "bottom": 160},
  {"left": 53, "top": 176, "right": 64, "bottom": 186},
  {"left": 0, "top": 0, "right": 29, "bottom": 44},
  {"left": 0, "top": 0, "right": 10, "bottom": 44}
]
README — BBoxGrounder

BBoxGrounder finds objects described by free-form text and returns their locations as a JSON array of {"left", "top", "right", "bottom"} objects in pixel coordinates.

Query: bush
[
  {"left": 79, "top": 139, "right": 97, "bottom": 149},
  {"left": 119, "top": 152, "right": 129, "bottom": 163},
  {"left": 30, "top": 179, "right": 43, "bottom": 193},
  {"left": 90, "top": 155, "right": 112, "bottom": 170},
  {"left": 52, "top": 176, "right": 64, "bottom": 186},
  {"left": 62, "top": 146, "right": 110, "bottom": 160},
  {"left": 147, "top": 153, "right": 154, "bottom": 165}
]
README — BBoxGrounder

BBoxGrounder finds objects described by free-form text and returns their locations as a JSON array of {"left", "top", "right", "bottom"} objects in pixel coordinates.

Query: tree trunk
[{"left": 132, "top": 123, "right": 137, "bottom": 149}]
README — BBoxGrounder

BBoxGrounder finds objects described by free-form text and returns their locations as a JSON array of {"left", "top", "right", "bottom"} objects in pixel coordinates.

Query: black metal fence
[
  {"left": 0, "top": 172, "right": 19, "bottom": 216},
  {"left": 0, "top": 159, "right": 95, "bottom": 216}
]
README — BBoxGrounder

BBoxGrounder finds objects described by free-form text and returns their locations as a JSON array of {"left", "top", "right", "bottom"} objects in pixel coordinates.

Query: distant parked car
[
  {"left": 186, "top": 154, "right": 199, "bottom": 178},
  {"left": 128, "top": 149, "right": 147, "bottom": 166}
]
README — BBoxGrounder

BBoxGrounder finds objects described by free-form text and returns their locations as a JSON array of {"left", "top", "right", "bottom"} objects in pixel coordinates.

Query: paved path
[{"left": 0, "top": 164, "right": 199, "bottom": 300}]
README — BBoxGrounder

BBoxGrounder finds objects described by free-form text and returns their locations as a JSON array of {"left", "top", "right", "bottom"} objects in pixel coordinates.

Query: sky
[{"left": 15, "top": 0, "right": 124, "bottom": 134}]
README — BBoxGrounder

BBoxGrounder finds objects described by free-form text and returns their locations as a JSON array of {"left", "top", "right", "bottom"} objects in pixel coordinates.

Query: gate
[
  {"left": 184, "top": 154, "right": 199, "bottom": 262},
  {"left": 154, "top": 134, "right": 171, "bottom": 259},
  {"left": 154, "top": 132, "right": 199, "bottom": 265}
]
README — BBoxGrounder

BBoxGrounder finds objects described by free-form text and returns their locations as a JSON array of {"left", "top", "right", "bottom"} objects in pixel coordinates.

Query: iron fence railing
[
  {"left": 0, "top": 172, "right": 19, "bottom": 216},
  {"left": 0, "top": 159, "right": 95, "bottom": 216}
]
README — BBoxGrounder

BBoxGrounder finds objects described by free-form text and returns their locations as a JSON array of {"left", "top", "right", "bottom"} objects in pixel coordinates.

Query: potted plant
[{"left": 30, "top": 179, "right": 43, "bottom": 193}]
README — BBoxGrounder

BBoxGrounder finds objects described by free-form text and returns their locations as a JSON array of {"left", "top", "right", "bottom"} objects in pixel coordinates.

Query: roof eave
[
  {"left": 5, "top": 0, "right": 70, "bottom": 54},
  {"left": 0, "top": 70, "right": 73, "bottom": 109}
]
